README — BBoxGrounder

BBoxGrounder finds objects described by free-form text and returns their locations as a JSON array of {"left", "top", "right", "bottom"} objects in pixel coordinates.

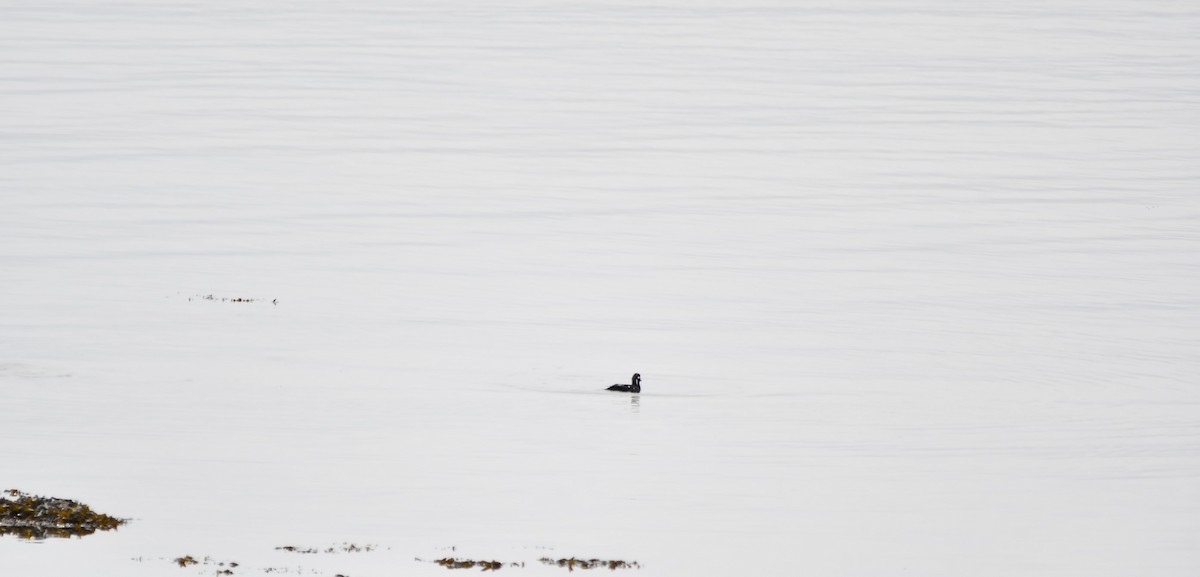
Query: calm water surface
[{"left": 2, "top": 1, "right": 1198, "bottom": 575}]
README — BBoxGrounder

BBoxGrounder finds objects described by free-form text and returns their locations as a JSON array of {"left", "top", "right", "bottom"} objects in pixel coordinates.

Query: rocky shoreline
[{"left": 3, "top": 489, "right": 641, "bottom": 572}]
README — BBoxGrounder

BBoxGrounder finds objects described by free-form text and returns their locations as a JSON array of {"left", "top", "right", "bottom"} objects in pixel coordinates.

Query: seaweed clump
[
  {"left": 434, "top": 558, "right": 507, "bottom": 571},
  {"left": 539, "top": 557, "right": 640, "bottom": 571},
  {"left": 161, "top": 556, "right": 238, "bottom": 571},
  {"left": 0, "top": 489, "right": 126, "bottom": 540}
]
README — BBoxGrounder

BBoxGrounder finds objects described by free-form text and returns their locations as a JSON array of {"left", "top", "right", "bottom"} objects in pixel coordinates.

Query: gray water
[{"left": 2, "top": 1, "right": 1198, "bottom": 575}]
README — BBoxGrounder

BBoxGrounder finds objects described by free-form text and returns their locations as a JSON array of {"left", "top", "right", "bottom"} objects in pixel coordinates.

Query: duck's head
[{"left": 633, "top": 373, "right": 641, "bottom": 384}]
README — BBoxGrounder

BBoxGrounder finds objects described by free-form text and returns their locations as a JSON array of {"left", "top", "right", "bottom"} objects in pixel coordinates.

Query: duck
[{"left": 607, "top": 373, "right": 641, "bottom": 393}]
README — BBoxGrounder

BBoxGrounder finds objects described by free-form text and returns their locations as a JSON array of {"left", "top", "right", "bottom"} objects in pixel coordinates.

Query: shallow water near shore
[{"left": 2, "top": 0, "right": 1199, "bottom": 575}]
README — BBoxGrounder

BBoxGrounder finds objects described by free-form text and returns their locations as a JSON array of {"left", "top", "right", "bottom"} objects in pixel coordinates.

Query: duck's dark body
[{"left": 607, "top": 373, "right": 641, "bottom": 393}]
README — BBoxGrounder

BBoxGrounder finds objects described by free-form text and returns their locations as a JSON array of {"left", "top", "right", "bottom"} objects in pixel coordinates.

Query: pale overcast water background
[{"left": 2, "top": 1, "right": 1199, "bottom": 575}]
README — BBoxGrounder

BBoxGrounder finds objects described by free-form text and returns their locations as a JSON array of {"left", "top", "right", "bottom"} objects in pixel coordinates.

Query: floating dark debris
[
  {"left": 434, "top": 557, "right": 509, "bottom": 571},
  {"left": 276, "top": 545, "right": 318, "bottom": 554},
  {"left": 277, "top": 542, "right": 377, "bottom": 554},
  {"left": 539, "top": 557, "right": 640, "bottom": 571},
  {"left": 158, "top": 556, "right": 238, "bottom": 571},
  {"left": 0, "top": 489, "right": 126, "bottom": 540},
  {"left": 189, "top": 294, "right": 276, "bottom": 304}
]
